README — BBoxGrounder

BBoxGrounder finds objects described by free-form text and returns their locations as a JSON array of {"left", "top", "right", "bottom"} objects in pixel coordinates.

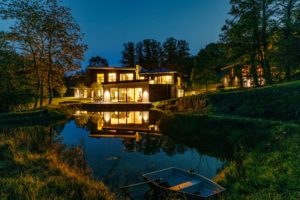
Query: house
[
  {"left": 220, "top": 64, "right": 265, "bottom": 88},
  {"left": 74, "top": 65, "right": 185, "bottom": 103}
]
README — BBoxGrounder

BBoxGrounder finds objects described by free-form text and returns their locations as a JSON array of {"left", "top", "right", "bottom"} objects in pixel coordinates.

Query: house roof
[
  {"left": 140, "top": 67, "right": 178, "bottom": 74},
  {"left": 220, "top": 63, "right": 241, "bottom": 71},
  {"left": 88, "top": 66, "right": 136, "bottom": 71}
]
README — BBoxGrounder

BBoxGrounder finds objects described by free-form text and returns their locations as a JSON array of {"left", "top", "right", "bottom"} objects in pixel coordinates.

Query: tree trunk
[
  {"left": 47, "top": 51, "right": 53, "bottom": 105},
  {"left": 261, "top": 0, "right": 272, "bottom": 84},
  {"left": 39, "top": 78, "right": 44, "bottom": 107}
]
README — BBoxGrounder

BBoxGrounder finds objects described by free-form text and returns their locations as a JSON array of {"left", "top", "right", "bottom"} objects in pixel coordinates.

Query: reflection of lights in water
[
  {"left": 142, "top": 111, "right": 149, "bottom": 121},
  {"left": 104, "top": 112, "right": 110, "bottom": 122}
]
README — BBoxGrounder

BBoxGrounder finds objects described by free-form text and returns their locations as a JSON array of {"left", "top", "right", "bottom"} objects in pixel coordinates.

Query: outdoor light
[
  {"left": 142, "top": 111, "right": 149, "bottom": 121},
  {"left": 143, "top": 91, "right": 149, "bottom": 102},
  {"left": 104, "top": 112, "right": 110, "bottom": 122},
  {"left": 104, "top": 90, "right": 110, "bottom": 102}
]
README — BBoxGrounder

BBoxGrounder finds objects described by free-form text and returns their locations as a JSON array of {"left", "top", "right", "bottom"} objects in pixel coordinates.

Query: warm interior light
[
  {"left": 104, "top": 112, "right": 110, "bottom": 122},
  {"left": 104, "top": 90, "right": 110, "bottom": 102},
  {"left": 143, "top": 91, "right": 149, "bottom": 102},
  {"left": 142, "top": 111, "right": 149, "bottom": 121}
]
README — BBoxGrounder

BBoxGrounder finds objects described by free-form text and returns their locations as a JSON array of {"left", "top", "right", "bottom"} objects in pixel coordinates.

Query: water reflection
[{"left": 64, "top": 110, "right": 224, "bottom": 194}]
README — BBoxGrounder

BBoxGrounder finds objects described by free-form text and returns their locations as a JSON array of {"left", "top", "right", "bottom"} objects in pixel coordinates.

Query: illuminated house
[
  {"left": 74, "top": 65, "right": 185, "bottom": 102},
  {"left": 220, "top": 64, "right": 265, "bottom": 88}
]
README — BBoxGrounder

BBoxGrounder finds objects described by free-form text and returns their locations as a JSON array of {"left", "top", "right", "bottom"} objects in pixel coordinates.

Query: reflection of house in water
[{"left": 74, "top": 110, "right": 161, "bottom": 141}]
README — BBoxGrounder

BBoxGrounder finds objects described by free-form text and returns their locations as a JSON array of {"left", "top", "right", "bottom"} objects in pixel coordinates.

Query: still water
[{"left": 59, "top": 110, "right": 224, "bottom": 192}]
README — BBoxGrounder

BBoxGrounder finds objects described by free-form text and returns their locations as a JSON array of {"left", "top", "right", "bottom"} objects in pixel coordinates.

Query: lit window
[
  {"left": 110, "top": 88, "right": 118, "bottom": 102},
  {"left": 97, "top": 74, "right": 104, "bottom": 83},
  {"left": 119, "top": 112, "right": 126, "bottom": 124},
  {"left": 120, "top": 73, "right": 134, "bottom": 81},
  {"left": 126, "top": 112, "right": 135, "bottom": 124},
  {"left": 135, "top": 88, "right": 143, "bottom": 102},
  {"left": 127, "top": 88, "right": 135, "bottom": 102},
  {"left": 108, "top": 73, "right": 116, "bottom": 82},
  {"left": 177, "top": 77, "right": 181, "bottom": 86},
  {"left": 119, "top": 88, "right": 126, "bottom": 102},
  {"left": 135, "top": 112, "right": 143, "bottom": 124},
  {"left": 139, "top": 76, "right": 145, "bottom": 80},
  {"left": 177, "top": 89, "right": 184, "bottom": 97},
  {"left": 161, "top": 75, "right": 173, "bottom": 84}
]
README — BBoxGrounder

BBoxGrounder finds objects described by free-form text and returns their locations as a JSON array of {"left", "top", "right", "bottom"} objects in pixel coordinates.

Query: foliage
[
  {"left": 190, "top": 43, "right": 226, "bottom": 91},
  {"left": 120, "top": 37, "right": 190, "bottom": 74},
  {"left": 0, "top": 0, "right": 87, "bottom": 107},
  {"left": 57, "top": 85, "right": 67, "bottom": 98},
  {"left": 0, "top": 125, "right": 114, "bottom": 200},
  {"left": 89, "top": 56, "right": 109, "bottom": 67}
]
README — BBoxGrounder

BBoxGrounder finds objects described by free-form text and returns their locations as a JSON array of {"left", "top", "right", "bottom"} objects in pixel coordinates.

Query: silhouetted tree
[
  {"left": 89, "top": 56, "right": 109, "bottom": 67},
  {"left": 121, "top": 42, "right": 135, "bottom": 67}
]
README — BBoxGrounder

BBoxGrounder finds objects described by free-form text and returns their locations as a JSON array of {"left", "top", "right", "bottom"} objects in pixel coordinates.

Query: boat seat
[{"left": 168, "top": 180, "right": 200, "bottom": 191}]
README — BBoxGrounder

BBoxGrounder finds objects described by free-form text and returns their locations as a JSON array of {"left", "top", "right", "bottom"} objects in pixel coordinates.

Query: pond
[
  {"left": 60, "top": 110, "right": 224, "bottom": 193},
  {"left": 0, "top": 109, "right": 225, "bottom": 198}
]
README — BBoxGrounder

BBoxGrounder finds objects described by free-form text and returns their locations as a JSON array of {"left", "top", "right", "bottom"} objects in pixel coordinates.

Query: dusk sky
[{"left": 0, "top": 0, "right": 231, "bottom": 68}]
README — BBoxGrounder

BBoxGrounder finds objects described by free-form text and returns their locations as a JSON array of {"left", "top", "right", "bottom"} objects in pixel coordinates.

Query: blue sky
[{"left": 0, "top": 0, "right": 231, "bottom": 67}]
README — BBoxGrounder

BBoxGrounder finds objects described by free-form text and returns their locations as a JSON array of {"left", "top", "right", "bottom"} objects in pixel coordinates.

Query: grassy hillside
[{"left": 207, "top": 81, "right": 300, "bottom": 121}]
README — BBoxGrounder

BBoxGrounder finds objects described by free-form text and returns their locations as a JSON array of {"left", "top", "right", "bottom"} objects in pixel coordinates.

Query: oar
[{"left": 120, "top": 178, "right": 162, "bottom": 190}]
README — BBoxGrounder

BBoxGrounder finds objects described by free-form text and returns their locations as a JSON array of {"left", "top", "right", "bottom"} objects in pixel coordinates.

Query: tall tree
[
  {"left": 221, "top": 0, "right": 275, "bottom": 86},
  {"left": 89, "top": 56, "right": 109, "bottom": 67},
  {"left": 0, "top": 0, "right": 87, "bottom": 105},
  {"left": 162, "top": 37, "right": 178, "bottom": 69},
  {"left": 273, "top": 0, "right": 300, "bottom": 80},
  {"left": 135, "top": 39, "right": 161, "bottom": 70},
  {"left": 121, "top": 42, "right": 135, "bottom": 67}
]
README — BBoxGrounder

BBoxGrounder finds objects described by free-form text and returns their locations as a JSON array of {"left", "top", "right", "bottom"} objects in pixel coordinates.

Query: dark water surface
[{"left": 59, "top": 110, "right": 224, "bottom": 192}]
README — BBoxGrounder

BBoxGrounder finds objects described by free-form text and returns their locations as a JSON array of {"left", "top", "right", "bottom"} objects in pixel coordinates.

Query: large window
[
  {"left": 119, "top": 88, "right": 126, "bottom": 102},
  {"left": 135, "top": 88, "right": 143, "bottom": 102},
  {"left": 160, "top": 75, "right": 173, "bottom": 84},
  {"left": 120, "top": 73, "right": 134, "bottom": 81},
  {"left": 127, "top": 88, "right": 135, "bottom": 102},
  {"left": 97, "top": 73, "right": 104, "bottom": 83},
  {"left": 108, "top": 73, "right": 116, "bottom": 82},
  {"left": 110, "top": 88, "right": 118, "bottom": 102},
  {"left": 118, "top": 112, "right": 127, "bottom": 124}
]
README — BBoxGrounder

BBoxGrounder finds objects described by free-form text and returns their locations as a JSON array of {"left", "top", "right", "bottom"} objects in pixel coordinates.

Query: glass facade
[
  {"left": 106, "top": 87, "right": 145, "bottom": 102},
  {"left": 118, "top": 88, "right": 127, "bottom": 102},
  {"left": 120, "top": 73, "right": 134, "bottom": 81},
  {"left": 110, "top": 88, "right": 118, "bottom": 102},
  {"left": 108, "top": 73, "right": 116, "bottom": 82},
  {"left": 97, "top": 73, "right": 104, "bottom": 83}
]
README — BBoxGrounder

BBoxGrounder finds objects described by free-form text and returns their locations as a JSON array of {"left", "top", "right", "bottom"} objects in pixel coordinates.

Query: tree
[
  {"left": 57, "top": 85, "right": 67, "bottom": 98},
  {"left": 0, "top": 32, "right": 35, "bottom": 112},
  {"left": 162, "top": 37, "right": 178, "bottom": 69},
  {"left": 273, "top": 0, "right": 300, "bottom": 80},
  {"left": 121, "top": 42, "right": 135, "bottom": 67},
  {"left": 221, "top": 0, "right": 275, "bottom": 86},
  {"left": 191, "top": 44, "right": 225, "bottom": 92},
  {"left": 89, "top": 56, "right": 109, "bottom": 67},
  {"left": 135, "top": 39, "right": 161, "bottom": 70},
  {"left": 0, "top": 0, "right": 87, "bottom": 106},
  {"left": 162, "top": 37, "right": 190, "bottom": 74}
]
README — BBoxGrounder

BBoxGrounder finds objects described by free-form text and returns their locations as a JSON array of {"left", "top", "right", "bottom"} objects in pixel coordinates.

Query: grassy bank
[
  {"left": 176, "top": 80, "right": 300, "bottom": 122},
  {"left": 160, "top": 114, "right": 300, "bottom": 199},
  {"left": 0, "top": 108, "right": 68, "bottom": 126},
  {"left": 0, "top": 126, "right": 114, "bottom": 200}
]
